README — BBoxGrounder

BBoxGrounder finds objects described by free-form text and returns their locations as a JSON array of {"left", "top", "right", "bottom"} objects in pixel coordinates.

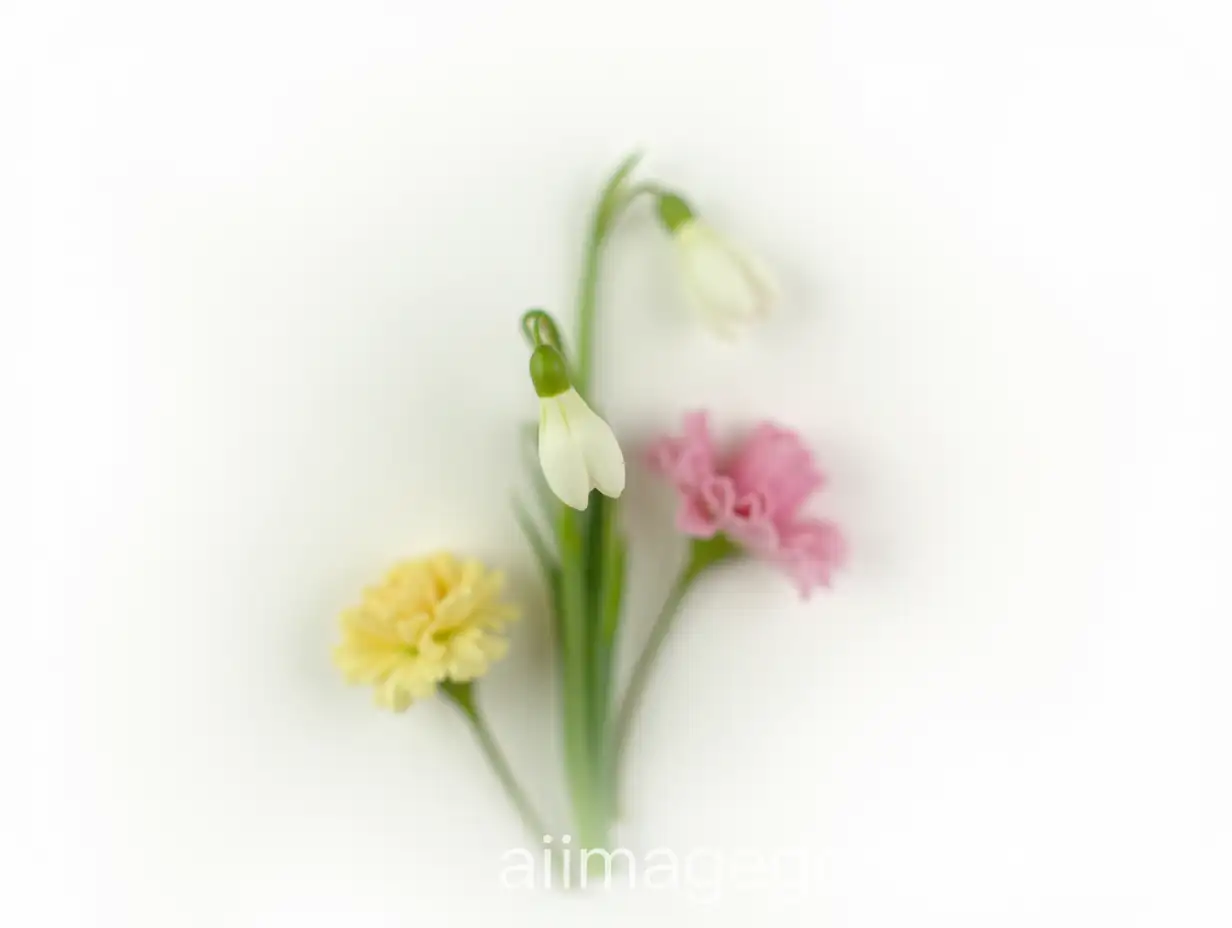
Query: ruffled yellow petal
[{"left": 332, "top": 552, "right": 519, "bottom": 711}]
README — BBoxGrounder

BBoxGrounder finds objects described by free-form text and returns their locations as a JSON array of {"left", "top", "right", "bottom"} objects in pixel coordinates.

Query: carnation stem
[
  {"left": 441, "top": 681, "right": 550, "bottom": 841},
  {"left": 611, "top": 535, "right": 741, "bottom": 804},
  {"left": 611, "top": 566, "right": 699, "bottom": 769}
]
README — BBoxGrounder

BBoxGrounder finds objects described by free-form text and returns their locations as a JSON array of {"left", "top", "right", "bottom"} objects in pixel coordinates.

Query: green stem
[
  {"left": 574, "top": 230, "right": 603, "bottom": 400},
  {"left": 558, "top": 507, "right": 605, "bottom": 846},
  {"left": 612, "top": 568, "right": 697, "bottom": 765},
  {"left": 441, "top": 681, "right": 549, "bottom": 840},
  {"left": 612, "top": 535, "right": 741, "bottom": 795},
  {"left": 573, "top": 152, "right": 644, "bottom": 400},
  {"left": 626, "top": 180, "right": 670, "bottom": 200},
  {"left": 588, "top": 501, "right": 625, "bottom": 824},
  {"left": 559, "top": 153, "right": 647, "bottom": 846}
]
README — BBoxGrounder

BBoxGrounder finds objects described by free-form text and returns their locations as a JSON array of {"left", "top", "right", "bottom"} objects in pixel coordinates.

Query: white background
[{"left": 16, "top": 0, "right": 1232, "bottom": 924}]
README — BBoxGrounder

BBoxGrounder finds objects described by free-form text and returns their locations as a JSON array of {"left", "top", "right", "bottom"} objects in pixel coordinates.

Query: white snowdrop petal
[
  {"left": 684, "top": 240, "right": 759, "bottom": 313},
  {"left": 741, "top": 252, "right": 780, "bottom": 315},
  {"left": 578, "top": 412, "right": 625, "bottom": 499},
  {"left": 538, "top": 397, "right": 591, "bottom": 510},
  {"left": 674, "top": 223, "right": 775, "bottom": 334}
]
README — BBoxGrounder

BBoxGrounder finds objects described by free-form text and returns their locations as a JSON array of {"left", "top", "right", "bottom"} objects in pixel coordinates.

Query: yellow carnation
[{"left": 332, "top": 553, "right": 519, "bottom": 711}]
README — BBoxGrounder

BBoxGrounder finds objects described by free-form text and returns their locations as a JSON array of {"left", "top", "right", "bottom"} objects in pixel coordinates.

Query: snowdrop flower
[
  {"left": 530, "top": 344, "right": 625, "bottom": 510},
  {"left": 656, "top": 193, "right": 779, "bottom": 339}
]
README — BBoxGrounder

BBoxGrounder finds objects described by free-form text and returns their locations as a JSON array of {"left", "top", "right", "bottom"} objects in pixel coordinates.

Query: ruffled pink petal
[
  {"left": 726, "top": 516, "right": 778, "bottom": 554},
  {"left": 646, "top": 436, "right": 687, "bottom": 480},
  {"left": 648, "top": 412, "right": 845, "bottom": 597},
  {"left": 675, "top": 446, "right": 715, "bottom": 491},
  {"left": 732, "top": 488, "right": 769, "bottom": 523},
  {"left": 680, "top": 410, "right": 715, "bottom": 450},
  {"left": 776, "top": 519, "right": 847, "bottom": 598},
  {"left": 725, "top": 422, "right": 824, "bottom": 526},
  {"left": 645, "top": 410, "right": 718, "bottom": 492},
  {"left": 676, "top": 475, "right": 736, "bottom": 537},
  {"left": 724, "top": 489, "right": 777, "bottom": 553}
]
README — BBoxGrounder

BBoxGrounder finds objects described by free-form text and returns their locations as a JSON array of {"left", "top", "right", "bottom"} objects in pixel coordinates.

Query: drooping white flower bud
[
  {"left": 529, "top": 345, "right": 625, "bottom": 510},
  {"left": 657, "top": 193, "right": 779, "bottom": 339}
]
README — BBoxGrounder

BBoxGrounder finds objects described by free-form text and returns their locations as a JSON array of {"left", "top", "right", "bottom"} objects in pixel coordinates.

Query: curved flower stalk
[
  {"left": 613, "top": 414, "right": 845, "bottom": 786},
  {"left": 656, "top": 193, "right": 779, "bottom": 338},
  {"left": 512, "top": 158, "right": 646, "bottom": 860},
  {"left": 333, "top": 553, "right": 547, "bottom": 839},
  {"left": 512, "top": 154, "right": 665, "bottom": 858}
]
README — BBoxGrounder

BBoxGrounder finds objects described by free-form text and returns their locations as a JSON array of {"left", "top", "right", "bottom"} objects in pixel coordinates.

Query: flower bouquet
[{"left": 332, "top": 153, "right": 845, "bottom": 880}]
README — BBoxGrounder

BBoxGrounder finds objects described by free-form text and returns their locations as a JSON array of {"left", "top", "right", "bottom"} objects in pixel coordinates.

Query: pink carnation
[{"left": 647, "top": 412, "right": 845, "bottom": 597}]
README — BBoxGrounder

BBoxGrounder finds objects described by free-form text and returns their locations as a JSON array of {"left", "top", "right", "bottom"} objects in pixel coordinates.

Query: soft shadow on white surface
[{"left": 23, "top": 1, "right": 1230, "bottom": 925}]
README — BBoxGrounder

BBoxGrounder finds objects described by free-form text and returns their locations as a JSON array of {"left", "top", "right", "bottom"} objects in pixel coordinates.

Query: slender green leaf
[{"left": 511, "top": 495, "right": 556, "bottom": 582}]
